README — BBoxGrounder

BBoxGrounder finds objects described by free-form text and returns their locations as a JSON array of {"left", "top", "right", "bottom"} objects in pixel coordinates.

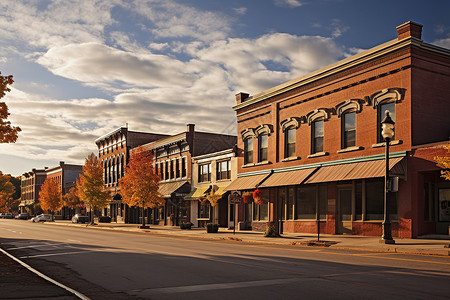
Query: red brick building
[
  {"left": 45, "top": 162, "right": 83, "bottom": 219},
  {"left": 19, "top": 168, "right": 47, "bottom": 214},
  {"left": 95, "top": 127, "right": 169, "bottom": 222},
  {"left": 227, "top": 22, "right": 450, "bottom": 238}
]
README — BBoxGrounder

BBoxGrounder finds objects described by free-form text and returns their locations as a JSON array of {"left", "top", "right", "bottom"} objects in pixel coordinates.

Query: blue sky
[{"left": 1, "top": 0, "right": 449, "bottom": 177}]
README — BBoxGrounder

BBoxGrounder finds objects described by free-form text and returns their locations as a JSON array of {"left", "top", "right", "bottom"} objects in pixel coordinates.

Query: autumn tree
[
  {"left": 0, "top": 171, "right": 15, "bottom": 213},
  {"left": 63, "top": 186, "right": 83, "bottom": 210},
  {"left": 119, "top": 146, "right": 163, "bottom": 229},
  {"left": 39, "top": 178, "right": 63, "bottom": 217},
  {"left": 435, "top": 143, "right": 450, "bottom": 181},
  {"left": 0, "top": 73, "right": 21, "bottom": 143},
  {"left": 76, "top": 153, "right": 110, "bottom": 224}
]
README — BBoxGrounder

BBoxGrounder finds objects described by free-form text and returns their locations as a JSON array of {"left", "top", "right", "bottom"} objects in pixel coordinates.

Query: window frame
[
  {"left": 311, "top": 119, "right": 324, "bottom": 154},
  {"left": 198, "top": 163, "right": 211, "bottom": 183},
  {"left": 244, "top": 138, "right": 253, "bottom": 165},
  {"left": 216, "top": 159, "right": 231, "bottom": 180},
  {"left": 258, "top": 134, "right": 268, "bottom": 162},
  {"left": 342, "top": 110, "right": 356, "bottom": 149},
  {"left": 284, "top": 126, "right": 296, "bottom": 158}
]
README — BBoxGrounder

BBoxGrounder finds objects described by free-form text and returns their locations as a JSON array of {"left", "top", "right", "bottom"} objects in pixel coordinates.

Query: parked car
[
  {"left": 71, "top": 214, "right": 89, "bottom": 224},
  {"left": 1, "top": 213, "right": 14, "bottom": 219},
  {"left": 33, "top": 214, "right": 53, "bottom": 222},
  {"left": 15, "top": 213, "right": 29, "bottom": 220}
]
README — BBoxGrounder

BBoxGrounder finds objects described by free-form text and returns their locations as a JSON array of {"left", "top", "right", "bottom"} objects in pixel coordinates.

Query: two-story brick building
[
  {"left": 226, "top": 22, "right": 450, "bottom": 238},
  {"left": 138, "top": 124, "right": 237, "bottom": 226}
]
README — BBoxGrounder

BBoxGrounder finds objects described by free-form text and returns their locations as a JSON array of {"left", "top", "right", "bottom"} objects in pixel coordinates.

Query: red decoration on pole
[{"left": 253, "top": 189, "right": 263, "bottom": 205}]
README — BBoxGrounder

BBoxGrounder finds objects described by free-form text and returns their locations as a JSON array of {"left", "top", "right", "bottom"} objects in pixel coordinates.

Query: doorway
[{"left": 337, "top": 186, "right": 353, "bottom": 234}]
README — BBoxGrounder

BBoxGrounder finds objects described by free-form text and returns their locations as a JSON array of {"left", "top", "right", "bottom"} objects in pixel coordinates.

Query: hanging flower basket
[
  {"left": 242, "top": 191, "right": 253, "bottom": 204},
  {"left": 198, "top": 196, "right": 208, "bottom": 204},
  {"left": 253, "top": 189, "right": 263, "bottom": 204},
  {"left": 207, "top": 190, "right": 221, "bottom": 207}
]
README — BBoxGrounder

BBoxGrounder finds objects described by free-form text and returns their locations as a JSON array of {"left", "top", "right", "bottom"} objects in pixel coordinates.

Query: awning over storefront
[
  {"left": 158, "top": 181, "right": 189, "bottom": 198},
  {"left": 305, "top": 157, "right": 405, "bottom": 184},
  {"left": 213, "top": 186, "right": 227, "bottom": 196},
  {"left": 224, "top": 173, "right": 271, "bottom": 191},
  {"left": 259, "top": 167, "right": 318, "bottom": 188}
]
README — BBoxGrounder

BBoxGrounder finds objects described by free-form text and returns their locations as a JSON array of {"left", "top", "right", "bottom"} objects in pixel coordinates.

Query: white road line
[
  {"left": 20, "top": 250, "right": 96, "bottom": 259},
  {"left": 0, "top": 247, "right": 91, "bottom": 300},
  {"left": 132, "top": 278, "right": 303, "bottom": 296},
  {"left": 8, "top": 243, "right": 67, "bottom": 250}
]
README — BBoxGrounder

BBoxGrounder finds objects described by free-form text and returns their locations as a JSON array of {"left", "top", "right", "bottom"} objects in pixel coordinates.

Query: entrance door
[{"left": 337, "top": 187, "right": 352, "bottom": 234}]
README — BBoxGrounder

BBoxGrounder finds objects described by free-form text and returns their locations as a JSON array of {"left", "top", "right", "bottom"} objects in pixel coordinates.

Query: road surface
[{"left": 1, "top": 219, "right": 449, "bottom": 300}]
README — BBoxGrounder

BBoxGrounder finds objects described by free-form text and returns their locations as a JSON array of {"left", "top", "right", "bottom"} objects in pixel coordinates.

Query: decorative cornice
[
  {"left": 371, "top": 87, "right": 406, "bottom": 108},
  {"left": 280, "top": 117, "right": 303, "bottom": 132},
  {"left": 233, "top": 37, "right": 449, "bottom": 111},
  {"left": 335, "top": 99, "right": 364, "bottom": 117},
  {"left": 306, "top": 108, "right": 331, "bottom": 124}
]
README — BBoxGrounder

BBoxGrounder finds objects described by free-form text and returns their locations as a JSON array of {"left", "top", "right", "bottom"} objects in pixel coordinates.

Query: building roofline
[
  {"left": 95, "top": 127, "right": 127, "bottom": 143},
  {"left": 233, "top": 37, "right": 450, "bottom": 111},
  {"left": 192, "top": 148, "right": 234, "bottom": 160}
]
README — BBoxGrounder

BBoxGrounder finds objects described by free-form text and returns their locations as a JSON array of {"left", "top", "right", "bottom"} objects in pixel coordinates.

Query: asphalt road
[{"left": 1, "top": 219, "right": 450, "bottom": 300}]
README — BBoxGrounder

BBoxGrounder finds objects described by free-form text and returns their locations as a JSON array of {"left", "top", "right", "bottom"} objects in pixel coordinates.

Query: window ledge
[
  {"left": 242, "top": 163, "right": 256, "bottom": 168},
  {"left": 255, "top": 160, "right": 272, "bottom": 166},
  {"left": 307, "top": 152, "right": 329, "bottom": 158},
  {"left": 281, "top": 156, "right": 301, "bottom": 162},
  {"left": 216, "top": 179, "right": 232, "bottom": 182},
  {"left": 337, "top": 146, "right": 364, "bottom": 154},
  {"left": 372, "top": 140, "right": 403, "bottom": 148}
]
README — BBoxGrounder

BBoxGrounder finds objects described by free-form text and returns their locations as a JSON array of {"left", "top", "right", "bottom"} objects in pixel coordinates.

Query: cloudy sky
[{"left": 1, "top": 0, "right": 449, "bottom": 176}]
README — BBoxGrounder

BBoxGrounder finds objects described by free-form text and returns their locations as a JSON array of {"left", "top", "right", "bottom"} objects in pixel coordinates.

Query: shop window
[
  {"left": 258, "top": 134, "right": 268, "bottom": 162},
  {"left": 217, "top": 160, "right": 231, "bottom": 180},
  {"left": 438, "top": 188, "right": 450, "bottom": 222},
  {"left": 365, "top": 179, "right": 397, "bottom": 221},
  {"left": 342, "top": 111, "right": 356, "bottom": 149},
  {"left": 287, "top": 187, "right": 294, "bottom": 219},
  {"left": 311, "top": 120, "right": 324, "bottom": 154},
  {"left": 199, "top": 164, "right": 211, "bottom": 182},
  {"left": 244, "top": 138, "right": 253, "bottom": 165},
  {"left": 198, "top": 202, "right": 210, "bottom": 219},
  {"left": 285, "top": 127, "right": 296, "bottom": 158},
  {"left": 355, "top": 181, "right": 363, "bottom": 220},
  {"left": 297, "top": 185, "right": 316, "bottom": 219},
  {"left": 279, "top": 188, "right": 286, "bottom": 220},
  {"left": 318, "top": 184, "right": 327, "bottom": 219},
  {"left": 252, "top": 190, "right": 268, "bottom": 221},
  {"left": 377, "top": 102, "right": 395, "bottom": 143}
]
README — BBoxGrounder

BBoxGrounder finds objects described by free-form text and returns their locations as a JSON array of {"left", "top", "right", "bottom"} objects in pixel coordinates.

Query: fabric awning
[
  {"left": 158, "top": 181, "right": 189, "bottom": 198},
  {"left": 224, "top": 173, "right": 271, "bottom": 191},
  {"left": 259, "top": 167, "right": 317, "bottom": 188},
  {"left": 213, "top": 186, "right": 228, "bottom": 196},
  {"left": 191, "top": 187, "right": 209, "bottom": 198},
  {"left": 305, "top": 157, "right": 405, "bottom": 184}
]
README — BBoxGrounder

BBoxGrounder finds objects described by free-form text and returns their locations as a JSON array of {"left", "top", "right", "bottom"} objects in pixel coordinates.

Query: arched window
[{"left": 371, "top": 88, "right": 404, "bottom": 142}]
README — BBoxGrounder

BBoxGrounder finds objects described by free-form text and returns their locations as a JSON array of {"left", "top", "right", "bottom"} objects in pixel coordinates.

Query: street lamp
[{"left": 380, "top": 111, "right": 395, "bottom": 244}]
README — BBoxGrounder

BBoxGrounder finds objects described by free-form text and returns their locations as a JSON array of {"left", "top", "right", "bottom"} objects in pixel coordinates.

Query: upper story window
[
  {"left": 285, "top": 127, "right": 296, "bottom": 158},
  {"left": 244, "top": 138, "right": 253, "bottom": 165},
  {"left": 377, "top": 102, "right": 395, "bottom": 142},
  {"left": 199, "top": 164, "right": 211, "bottom": 182},
  {"left": 181, "top": 157, "right": 187, "bottom": 178},
  {"left": 170, "top": 160, "right": 175, "bottom": 179},
  {"left": 175, "top": 159, "right": 180, "bottom": 178},
  {"left": 165, "top": 161, "right": 169, "bottom": 180},
  {"left": 217, "top": 160, "right": 231, "bottom": 180},
  {"left": 342, "top": 111, "right": 356, "bottom": 149},
  {"left": 258, "top": 134, "right": 268, "bottom": 162},
  {"left": 312, "top": 120, "right": 324, "bottom": 154}
]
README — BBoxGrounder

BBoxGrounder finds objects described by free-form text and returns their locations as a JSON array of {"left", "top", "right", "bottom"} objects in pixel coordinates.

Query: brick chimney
[
  {"left": 396, "top": 21, "right": 423, "bottom": 40},
  {"left": 187, "top": 123, "right": 195, "bottom": 133},
  {"left": 235, "top": 92, "right": 250, "bottom": 105}
]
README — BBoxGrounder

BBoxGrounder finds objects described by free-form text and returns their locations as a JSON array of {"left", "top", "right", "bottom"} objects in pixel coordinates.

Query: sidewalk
[{"left": 48, "top": 220, "right": 450, "bottom": 257}]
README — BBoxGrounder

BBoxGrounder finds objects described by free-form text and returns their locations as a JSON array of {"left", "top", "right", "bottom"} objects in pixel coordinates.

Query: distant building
[
  {"left": 95, "top": 127, "right": 169, "bottom": 222},
  {"left": 19, "top": 168, "right": 47, "bottom": 214},
  {"left": 45, "top": 162, "right": 83, "bottom": 219},
  {"left": 227, "top": 21, "right": 450, "bottom": 238}
]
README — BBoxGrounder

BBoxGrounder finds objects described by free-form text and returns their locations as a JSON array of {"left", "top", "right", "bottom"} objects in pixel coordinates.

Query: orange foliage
[
  {"left": 0, "top": 73, "right": 21, "bottom": 143},
  {"left": 63, "top": 186, "right": 83, "bottom": 209},
  {"left": 119, "top": 146, "right": 164, "bottom": 209},
  {"left": 39, "top": 178, "right": 63, "bottom": 213}
]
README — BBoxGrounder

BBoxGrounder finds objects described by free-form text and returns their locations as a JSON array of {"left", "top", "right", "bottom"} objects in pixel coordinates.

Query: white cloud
[
  {"left": 433, "top": 38, "right": 450, "bottom": 49},
  {"left": 233, "top": 7, "right": 247, "bottom": 15},
  {"left": 37, "top": 43, "right": 194, "bottom": 89},
  {"left": 275, "top": 0, "right": 304, "bottom": 8}
]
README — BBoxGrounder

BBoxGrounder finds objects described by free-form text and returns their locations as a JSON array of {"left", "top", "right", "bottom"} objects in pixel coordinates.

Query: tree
[
  {"left": 119, "top": 146, "right": 164, "bottom": 228},
  {"left": 435, "top": 143, "right": 450, "bottom": 181},
  {"left": 63, "top": 186, "right": 83, "bottom": 209},
  {"left": 0, "top": 73, "right": 21, "bottom": 143},
  {"left": 76, "top": 153, "right": 110, "bottom": 224},
  {"left": 39, "top": 178, "right": 63, "bottom": 216},
  {"left": 0, "top": 171, "right": 15, "bottom": 213}
]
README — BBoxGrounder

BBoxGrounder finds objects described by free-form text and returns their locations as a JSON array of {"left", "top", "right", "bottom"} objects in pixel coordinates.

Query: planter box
[{"left": 206, "top": 223, "right": 219, "bottom": 233}]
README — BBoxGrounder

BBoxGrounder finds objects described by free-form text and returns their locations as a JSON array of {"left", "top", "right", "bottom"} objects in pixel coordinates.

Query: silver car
[{"left": 33, "top": 214, "right": 53, "bottom": 222}]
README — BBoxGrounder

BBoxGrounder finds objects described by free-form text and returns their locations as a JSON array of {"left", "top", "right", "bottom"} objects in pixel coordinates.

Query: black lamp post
[{"left": 380, "top": 111, "right": 395, "bottom": 244}]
